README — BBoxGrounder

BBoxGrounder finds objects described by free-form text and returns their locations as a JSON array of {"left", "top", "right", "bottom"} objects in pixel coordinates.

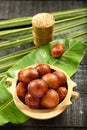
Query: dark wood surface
[{"left": 0, "top": 0, "right": 87, "bottom": 130}]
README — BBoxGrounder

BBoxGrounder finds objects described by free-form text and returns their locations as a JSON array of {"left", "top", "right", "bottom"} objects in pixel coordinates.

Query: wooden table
[{"left": 0, "top": 0, "right": 87, "bottom": 130}]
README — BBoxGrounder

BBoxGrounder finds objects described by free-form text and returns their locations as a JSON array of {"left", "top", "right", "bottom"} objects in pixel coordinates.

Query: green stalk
[
  {"left": 0, "top": 46, "right": 37, "bottom": 74},
  {"left": 0, "top": 8, "right": 87, "bottom": 30},
  {"left": 55, "top": 14, "right": 87, "bottom": 24},
  {"left": 0, "top": 17, "right": 32, "bottom": 29},
  {"left": 72, "top": 33, "right": 87, "bottom": 43},
  {"left": 54, "top": 17, "right": 87, "bottom": 30},
  {"left": 55, "top": 22, "right": 87, "bottom": 37},
  {"left": 0, "top": 27, "right": 32, "bottom": 39},
  {"left": 66, "top": 31, "right": 87, "bottom": 39},
  {"left": 52, "top": 8, "right": 87, "bottom": 17},
  {"left": 0, "top": 62, "right": 17, "bottom": 73},
  {"left": 0, "top": 35, "right": 33, "bottom": 50},
  {"left": 0, "top": 46, "right": 37, "bottom": 64},
  {"left": 55, "top": 24, "right": 87, "bottom": 41},
  {"left": 55, "top": 21, "right": 87, "bottom": 33}
]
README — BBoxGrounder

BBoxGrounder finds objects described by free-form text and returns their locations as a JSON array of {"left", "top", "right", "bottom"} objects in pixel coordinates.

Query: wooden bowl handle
[{"left": 71, "top": 91, "right": 80, "bottom": 100}]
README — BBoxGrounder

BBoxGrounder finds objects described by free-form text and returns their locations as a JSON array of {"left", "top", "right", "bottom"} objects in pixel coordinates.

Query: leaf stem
[
  {"left": 0, "top": 17, "right": 32, "bottom": 30},
  {"left": 0, "top": 27, "right": 32, "bottom": 39},
  {"left": 0, "top": 35, "right": 33, "bottom": 50},
  {"left": 55, "top": 14, "right": 87, "bottom": 24},
  {"left": 0, "top": 46, "right": 37, "bottom": 63},
  {"left": 66, "top": 31, "right": 87, "bottom": 39},
  {"left": 52, "top": 8, "right": 87, "bottom": 17},
  {"left": 55, "top": 21, "right": 87, "bottom": 33}
]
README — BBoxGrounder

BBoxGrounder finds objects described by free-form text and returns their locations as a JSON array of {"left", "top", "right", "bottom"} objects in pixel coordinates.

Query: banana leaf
[
  {"left": 0, "top": 38, "right": 87, "bottom": 126},
  {"left": 0, "top": 77, "right": 29, "bottom": 126}
]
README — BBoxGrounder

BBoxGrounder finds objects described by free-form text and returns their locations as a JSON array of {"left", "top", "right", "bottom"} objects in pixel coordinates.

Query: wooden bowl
[{"left": 7, "top": 64, "right": 80, "bottom": 120}]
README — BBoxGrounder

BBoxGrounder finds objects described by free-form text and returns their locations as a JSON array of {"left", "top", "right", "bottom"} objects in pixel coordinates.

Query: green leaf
[
  {"left": 0, "top": 77, "right": 29, "bottom": 126},
  {"left": 0, "top": 39, "right": 87, "bottom": 126},
  {"left": 7, "top": 39, "right": 87, "bottom": 77}
]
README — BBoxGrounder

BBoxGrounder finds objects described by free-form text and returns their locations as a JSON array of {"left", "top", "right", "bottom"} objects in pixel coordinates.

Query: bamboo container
[{"left": 32, "top": 13, "right": 55, "bottom": 46}]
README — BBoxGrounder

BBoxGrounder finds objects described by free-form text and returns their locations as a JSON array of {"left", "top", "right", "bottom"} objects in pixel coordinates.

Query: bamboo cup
[
  {"left": 32, "top": 13, "right": 55, "bottom": 46},
  {"left": 33, "top": 32, "right": 54, "bottom": 46}
]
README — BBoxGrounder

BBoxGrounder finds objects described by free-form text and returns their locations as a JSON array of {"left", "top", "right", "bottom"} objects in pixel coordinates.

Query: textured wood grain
[
  {"left": 0, "top": 126, "right": 87, "bottom": 130},
  {"left": 0, "top": 0, "right": 87, "bottom": 19},
  {"left": 0, "top": 0, "right": 87, "bottom": 129}
]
